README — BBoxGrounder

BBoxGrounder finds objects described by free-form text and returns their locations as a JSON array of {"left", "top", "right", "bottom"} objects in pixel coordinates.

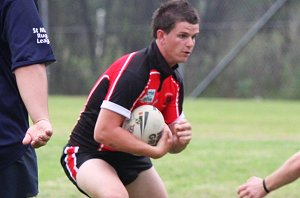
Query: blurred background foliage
[{"left": 41, "top": 0, "right": 300, "bottom": 99}]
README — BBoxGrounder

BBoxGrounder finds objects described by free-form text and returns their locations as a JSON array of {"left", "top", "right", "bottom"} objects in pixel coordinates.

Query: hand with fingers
[
  {"left": 151, "top": 124, "right": 173, "bottom": 159},
  {"left": 170, "top": 119, "right": 192, "bottom": 153},
  {"left": 237, "top": 177, "right": 268, "bottom": 198},
  {"left": 22, "top": 119, "right": 53, "bottom": 148}
]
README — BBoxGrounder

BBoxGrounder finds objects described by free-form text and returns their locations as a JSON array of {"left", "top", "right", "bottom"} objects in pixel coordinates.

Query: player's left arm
[
  {"left": 165, "top": 74, "right": 192, "bottom": 153},
  {"left": 168, "top": 118, "right": 192, "bottom": 154},
  {"left": 15, "top": 64, "right": 53, "bottom": 148}
]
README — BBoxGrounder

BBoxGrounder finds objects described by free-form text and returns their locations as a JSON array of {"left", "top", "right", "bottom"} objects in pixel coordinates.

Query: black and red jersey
[{"left": 69, "top": 41, "right": 184, "bottom": 150}]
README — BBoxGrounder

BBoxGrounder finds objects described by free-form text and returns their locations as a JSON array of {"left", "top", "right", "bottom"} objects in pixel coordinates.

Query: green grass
[{"left": 37, "top": 96, "right": 300, "bottom": 197}]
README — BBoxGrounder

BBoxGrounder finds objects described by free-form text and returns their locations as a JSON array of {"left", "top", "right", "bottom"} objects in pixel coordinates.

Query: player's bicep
[{"left": 94, "top": 108, "right": 125, "bottom": 142}]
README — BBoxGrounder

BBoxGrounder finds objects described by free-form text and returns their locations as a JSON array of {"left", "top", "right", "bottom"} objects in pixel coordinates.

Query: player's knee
[{"left": 91, "top": 189, "right": 129, "bottom": 198}]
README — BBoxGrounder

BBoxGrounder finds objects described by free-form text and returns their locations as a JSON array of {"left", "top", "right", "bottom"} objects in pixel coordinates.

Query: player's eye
[{"left": 178, "top": 33, "right": 188, "bottom": 39}]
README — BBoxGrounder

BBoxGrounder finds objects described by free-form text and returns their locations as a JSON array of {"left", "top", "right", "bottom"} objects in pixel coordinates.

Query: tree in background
[{"left": 45, "top": 0, "right": 300, "bottom": 99}]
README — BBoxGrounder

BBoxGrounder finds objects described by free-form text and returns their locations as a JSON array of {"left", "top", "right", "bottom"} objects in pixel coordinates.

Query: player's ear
[{"left": 156, "top": 29, "right": 166, "bottom": 45}]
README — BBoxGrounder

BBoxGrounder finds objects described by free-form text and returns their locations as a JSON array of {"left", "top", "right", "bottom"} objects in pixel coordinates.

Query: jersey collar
[{"left": 147, "top": 41, "right": 179, "bottom": 78}]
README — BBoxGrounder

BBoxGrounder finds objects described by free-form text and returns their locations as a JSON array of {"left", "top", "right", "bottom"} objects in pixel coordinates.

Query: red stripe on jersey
[
  {"left": 79, "top": 74, "right": 110, "bottom": 114},
  {"left": 131, "top": 69, "right": 181, "bottom": 124},
  {"left": 64, "top": 146, "right": 79, "bottom": 181},
  {"left": 106, "top": 52, "right": 136, "bottom": 100},
  {"left": 86, "top": 75, "right": 110, "bottom": 105},
  {"left": 130, "top": 70, "right": 159, "bottom": 111}
]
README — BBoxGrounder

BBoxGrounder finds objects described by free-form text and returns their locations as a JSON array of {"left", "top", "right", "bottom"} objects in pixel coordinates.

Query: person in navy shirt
[
  {"left": 0, "top": 0, "right": 56, "bottom": 197},
  {"left": 60, "top": 0, "right": 199, "bottom": 197}
]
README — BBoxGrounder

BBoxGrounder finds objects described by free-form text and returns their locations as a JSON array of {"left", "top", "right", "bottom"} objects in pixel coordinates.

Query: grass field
[{"left": 36, "top": 96, "right": 300, "bottom": 198}]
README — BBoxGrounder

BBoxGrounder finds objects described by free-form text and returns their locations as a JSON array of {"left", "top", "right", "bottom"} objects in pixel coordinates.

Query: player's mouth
[{"left": 183, "top": 51, "right": 191, "bottom": 56}]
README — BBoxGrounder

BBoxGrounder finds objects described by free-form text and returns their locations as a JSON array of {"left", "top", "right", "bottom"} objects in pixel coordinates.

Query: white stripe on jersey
[{"left": 106, "top": 52, "right": 136, "bottom": 100}]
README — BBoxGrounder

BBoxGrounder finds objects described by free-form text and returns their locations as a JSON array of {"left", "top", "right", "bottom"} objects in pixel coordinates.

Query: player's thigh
[
  {"left": 126, "top": 167, "right": 168, "bottom": 198},
  {"left": 76, "top": 158, "right": 129, "bottom": 198}
]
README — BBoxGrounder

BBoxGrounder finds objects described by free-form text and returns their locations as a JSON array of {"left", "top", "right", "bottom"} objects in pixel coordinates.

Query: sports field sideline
[{"left": 36, "top": 96, "right": 300, "bottom": 198}]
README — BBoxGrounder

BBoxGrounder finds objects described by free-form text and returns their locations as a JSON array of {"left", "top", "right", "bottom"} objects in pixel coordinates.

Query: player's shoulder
[
  {"left": 1, "top": 0, "right": 38, "bottom": 11},
  {"left": 109, "top": 50, "right": 150, "bottom": 76},
  {"left": 109, "top": 52, "right": 138, "bottom": 69}
]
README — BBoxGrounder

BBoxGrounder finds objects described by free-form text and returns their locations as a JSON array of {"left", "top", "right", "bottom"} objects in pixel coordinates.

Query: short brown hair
[{"left": 152, "top": 0, "right": 200, "bottom": 38}]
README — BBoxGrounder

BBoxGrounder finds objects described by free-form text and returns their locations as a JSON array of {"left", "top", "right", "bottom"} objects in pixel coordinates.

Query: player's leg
[
  {"left": 126, "top": 166, "right": 168, "bottom": 198},
  {"left": 76, "top": 158, "right": 129, "bottom": 198}
]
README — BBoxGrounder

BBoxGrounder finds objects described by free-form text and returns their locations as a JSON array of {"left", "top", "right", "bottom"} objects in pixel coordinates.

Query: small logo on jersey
[
  {"left": 141, "top": 89, "right": 156, "bottom": 103},
  {"left": 32, "top": 27, "right": 50, "bottom": 44},
  {"left": 163, "top": 93, "right": 173, "bottom": 106}
]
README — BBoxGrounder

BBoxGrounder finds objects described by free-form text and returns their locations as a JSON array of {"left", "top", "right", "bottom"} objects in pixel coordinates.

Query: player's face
[{"left": 160, "top": 21, "right": 199, "bottom": 66}]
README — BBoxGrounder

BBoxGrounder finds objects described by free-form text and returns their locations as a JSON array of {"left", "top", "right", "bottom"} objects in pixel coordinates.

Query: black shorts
[
  {"left": 0, "top": 146, "right": 38, "bottom": 198},
  {"left": 60, "top": 145, "right": 152, "bottom": 193}
]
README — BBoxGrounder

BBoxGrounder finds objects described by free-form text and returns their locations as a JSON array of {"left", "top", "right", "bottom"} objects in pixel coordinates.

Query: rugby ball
[{"left": 122, "top": 105, "right": 165, "bottom": 146}]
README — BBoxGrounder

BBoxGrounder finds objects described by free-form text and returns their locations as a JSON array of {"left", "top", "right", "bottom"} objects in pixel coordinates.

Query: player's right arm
[
  {"left": 15, "top": 64, "right": 53, "bottom": 148},
  {"left": 264, "top": 151, "right": 300, "bottom": 192},
  {"left": 94, "top": 108, "right": 173, "bottom": 158},
  {"left": 237, "top": 151, "right": 300, "bottom": 198}
]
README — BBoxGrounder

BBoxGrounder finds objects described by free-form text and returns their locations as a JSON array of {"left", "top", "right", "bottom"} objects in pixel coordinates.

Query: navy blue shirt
[{"left": 0, "top": 0, "right": 56, "bottom": 169}]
